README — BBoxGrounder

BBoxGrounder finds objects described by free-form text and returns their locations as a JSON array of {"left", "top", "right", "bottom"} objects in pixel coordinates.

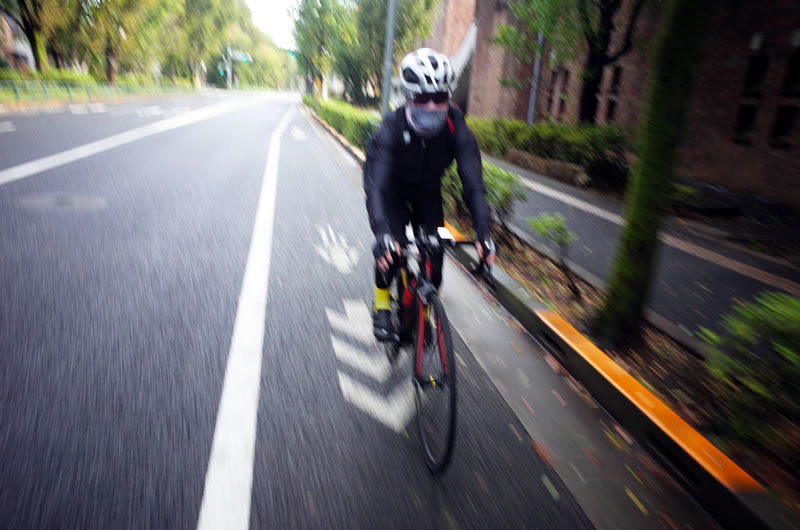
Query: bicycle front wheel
[{"left": 413, "top": 291, "right": 457, "bottom": 474}]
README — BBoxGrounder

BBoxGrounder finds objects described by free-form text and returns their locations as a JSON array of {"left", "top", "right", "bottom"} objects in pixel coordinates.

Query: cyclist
[{"left": 364, "top": 48, "right": 496, "bottom": 341}]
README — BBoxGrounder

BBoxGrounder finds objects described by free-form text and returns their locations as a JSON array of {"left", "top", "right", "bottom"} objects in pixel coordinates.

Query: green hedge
[
  {"left": 307, "top": 97, "right": 378, "bottom": 150},
  {"left": 0, "top": 68, "right": 25, "bottom": 82},
  {"left": 442, "top": 160, "right": 526, "bottom": 226},
  {"left": 116, "top": 73, "right": 157, "bottom": 88},
  {"left": 0, "top": 68, "right": 98, "bottom": 85},
  {"left": 466, "top": 117, "right": 632, "bottom": 190},
  {"left": 35, "top": 69, "right": 97, "bottom": 85},
  {"left": 303, "top": 94, "right": 320, "bottom": 112}
]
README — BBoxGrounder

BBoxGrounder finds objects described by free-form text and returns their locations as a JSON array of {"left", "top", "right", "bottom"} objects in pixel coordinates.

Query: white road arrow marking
[
  {"left": 290, "top": 125, "right": 307, "bottom": 140},
  {"left": 315, "top": 224, "right": 359, "bottom": 274},
  {"left": 337, "top": 371, "right": 415, "bottom": 432},
  {"left": 332, "top": 336, "right": 395, "bottom": 383},
  {"left": 325, "top": 300, "right": 374, "bottom": 345},
  {"left": 327, "top": 299, "right": 415, "bottom": 432}
]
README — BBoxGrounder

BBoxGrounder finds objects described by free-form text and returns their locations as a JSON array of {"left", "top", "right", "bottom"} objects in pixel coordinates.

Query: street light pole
[
  {"left": 379, "top": 0, "right": 398, "bottom": 116},
  {"left": 226, "top": 45, "right": 233, "bottom": 89}
]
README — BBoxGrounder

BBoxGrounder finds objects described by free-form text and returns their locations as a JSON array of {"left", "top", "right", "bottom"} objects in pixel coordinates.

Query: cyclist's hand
[
  {"left": 373, "top": 235, "right": 401, "bottom": 272},
  {"left": 476, "top": 237, "right": 496, "bottom": 266}
]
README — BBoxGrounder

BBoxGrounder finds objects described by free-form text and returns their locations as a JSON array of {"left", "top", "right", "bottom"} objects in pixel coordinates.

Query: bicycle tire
[{"left": 413, "top": 291, "right": 457, "bottom": 474}]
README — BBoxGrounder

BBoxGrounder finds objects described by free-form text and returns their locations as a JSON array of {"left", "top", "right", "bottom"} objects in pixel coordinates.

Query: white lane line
[
  {"left": 519, "top": 176, "right": 800, "bottom": 295},
  {"left": 0, "top": 98, "right": 256, "bottom": 188},
  {"left": 0, "top": 121, "right": 14, "bottom": 133},
  {"left": 69, "top": 104, "right": 88, "bottom": 114},
  {"left": 196, "top": 105, "right": 296, "bottom": 530}
]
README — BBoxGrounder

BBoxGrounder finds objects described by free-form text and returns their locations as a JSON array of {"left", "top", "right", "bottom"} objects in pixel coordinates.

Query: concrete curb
[{"left": 305, "top": 104, "right": 799, "bottom": 529}]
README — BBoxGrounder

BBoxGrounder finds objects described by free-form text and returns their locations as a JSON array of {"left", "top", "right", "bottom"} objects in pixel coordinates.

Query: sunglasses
[{"left": 412, "top": 92, "right": 449, "bottom": 104}]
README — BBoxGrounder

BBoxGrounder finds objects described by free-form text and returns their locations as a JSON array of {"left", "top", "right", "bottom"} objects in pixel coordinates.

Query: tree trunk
[
  {"left": 591, "top": 0, "right": 714, "bottom": 345},
  {"left": 105, "top": 35, "right": 117, "bottom": 85},
  {"left": 578, "top": 51, "right": 605, "bottom": 123},
  {"left": 21, "top": 25, "right": 44, "bottom": 71},
  {"left": 19, "top": 0, "right": 47, "bottom": 71}
]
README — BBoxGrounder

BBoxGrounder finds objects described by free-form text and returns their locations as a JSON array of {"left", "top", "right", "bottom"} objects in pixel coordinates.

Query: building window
[
  {"left": 749, "top": 32, "right": 765, "bottom": 52},
  {"left": 606, "top": 99, "right": 617, "bottom": 122},
  {"left": 733, "top": 104, "right": 758, "bottom": 144},
  {"left": 783, "top": 53, "right": 800, "bottom": 97},
  {"left": 548, "top": 69, "right": 557, "bottom": 115},
  {"left": 771, "top": 105, "right": 798, "bottom": 149},
  {"left": 742, "top": 54, "right": 769, "bottom": 98},
  {"left": 558, "top": 69, "right": 569, "bottom": 118},
  {"left": 610, "top": 66, "right": 623, "bottom": 95}
]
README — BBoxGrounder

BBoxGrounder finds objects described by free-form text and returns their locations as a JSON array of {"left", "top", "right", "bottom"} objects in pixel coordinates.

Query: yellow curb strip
[{"left": 535, "top": 308, "right": 764, "bottom": 493}]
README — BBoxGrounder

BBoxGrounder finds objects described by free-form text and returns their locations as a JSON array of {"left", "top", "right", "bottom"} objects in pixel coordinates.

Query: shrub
[
  {"left": 313, "top": 99, "right": 378, "bottom": 150},
  {"left": 0, "top": 67, "right": 24, "bottom": 82},
  {"left": 465, "top": 117, "right": 632, "bottom": 191},
  {"left": 442, "top": 161, "right": 525, "bottom": 227},
  {"left": 116, "top": 73, "right": 156, "bottom": 88},
  {"left": 33, "top": 69, "right": 97, "bottom": 86},
  {"left": 700, "top": 292, "right": 800, "bottom": 468},
  {"left": 529, "top": 212, "right": 576, "bottom": 248},
  {"left": 529, "top": 213, "right": 580, "bottom": 297},
  {"left": 302, "top": 94, "right": 319, "bottom": 112},
  {"left": 169, "top": 77, "right": 193, "bottom": 90}
]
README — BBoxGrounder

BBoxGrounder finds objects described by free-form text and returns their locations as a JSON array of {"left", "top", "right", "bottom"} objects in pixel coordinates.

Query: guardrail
[{"left": 0, "top": 80, "right": 194, "bottom": 102}]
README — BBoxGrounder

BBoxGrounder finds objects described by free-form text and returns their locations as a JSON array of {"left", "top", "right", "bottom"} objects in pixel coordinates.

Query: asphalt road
[{"left": 0, "top": 93, "right": 600, "bottom": 529}]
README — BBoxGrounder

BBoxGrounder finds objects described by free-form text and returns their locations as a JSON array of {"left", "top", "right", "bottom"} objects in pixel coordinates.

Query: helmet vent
[{"left": 403, "top": 69, "right": 420, "bottom": 84}]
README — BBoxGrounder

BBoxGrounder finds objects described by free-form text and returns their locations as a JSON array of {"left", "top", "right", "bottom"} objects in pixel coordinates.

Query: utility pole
[
  {"left": 379, "top": 0, "right": 398, "bottom": 116},
  {"left": 226, "top": 45, "right": 233, "bottom": 89},
  {"left": 526, "top": 31, "right": 545, "bottom": 124}
]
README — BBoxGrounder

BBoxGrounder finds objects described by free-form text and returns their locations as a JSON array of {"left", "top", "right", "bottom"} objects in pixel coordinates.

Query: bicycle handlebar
[{"left": 398, "top": 230, "right": 495, "bottom": 289}]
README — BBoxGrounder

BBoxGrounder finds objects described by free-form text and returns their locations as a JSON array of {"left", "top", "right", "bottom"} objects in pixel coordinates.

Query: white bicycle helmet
[{"left": 399, "top": 48, "right": 456, "bottom": 96}]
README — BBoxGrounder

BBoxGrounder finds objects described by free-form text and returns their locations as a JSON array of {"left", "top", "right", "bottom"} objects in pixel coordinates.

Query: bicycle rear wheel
[{"left": 413, "top": 291, "right": 457, "bottom": 474}]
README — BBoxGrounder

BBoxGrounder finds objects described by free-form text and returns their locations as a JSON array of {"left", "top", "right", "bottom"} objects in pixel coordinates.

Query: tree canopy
[
  {"left": 293, "top": 0, "right": 439, "bottom": 103},
  {"left": 1, "top": 0, "right": 296, "bottom": 88}
]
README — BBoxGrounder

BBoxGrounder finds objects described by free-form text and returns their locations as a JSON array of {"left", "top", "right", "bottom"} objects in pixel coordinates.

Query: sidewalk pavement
[{"left": 485, "top": 155, "right": 800, "bottom": 346}]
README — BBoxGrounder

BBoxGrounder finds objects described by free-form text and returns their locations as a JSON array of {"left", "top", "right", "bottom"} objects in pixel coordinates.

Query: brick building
[
  {"left": 428, "top": 0, "right": 800, "bottom": 206},
  {"left": 422, "top": 0, "right": 476, "bottom": 57}
]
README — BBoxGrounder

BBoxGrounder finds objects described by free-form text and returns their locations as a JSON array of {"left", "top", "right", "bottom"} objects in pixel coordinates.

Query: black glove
[
  {"left": 372, "top": 233, "right": 399, "bottom": 260},
  {"left": 478, "top": 237, "right": 496, "bottom": 262}
]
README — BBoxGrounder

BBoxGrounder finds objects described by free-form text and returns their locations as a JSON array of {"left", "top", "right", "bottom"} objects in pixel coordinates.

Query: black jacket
[{"left": 363, "top": 104, "right": 491, "bottom": 241}]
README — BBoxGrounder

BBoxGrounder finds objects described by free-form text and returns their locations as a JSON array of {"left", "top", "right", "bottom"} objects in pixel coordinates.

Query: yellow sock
[{"left": 374, "top": 286, "right": 391, "bottom": 311}]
